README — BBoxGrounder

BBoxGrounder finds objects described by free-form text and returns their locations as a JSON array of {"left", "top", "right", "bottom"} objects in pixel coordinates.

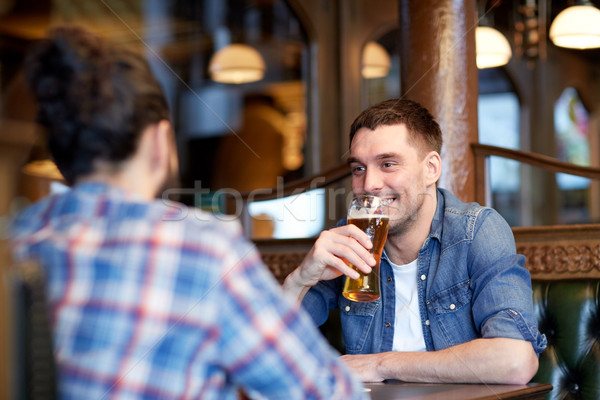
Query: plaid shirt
[{"left": 11, "top": 182, "right": 365, "bottom": 400}]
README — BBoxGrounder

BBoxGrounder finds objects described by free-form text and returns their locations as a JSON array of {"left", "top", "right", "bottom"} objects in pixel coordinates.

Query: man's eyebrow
[
  {"left": 347, "top": 156, "right": 361, "bottom": 165},
  {"left": 376, "top": 152, "right": 400, "bottom": 160},
  {"left": 347, "top": 153, "right": 401, "bottom": 165}
]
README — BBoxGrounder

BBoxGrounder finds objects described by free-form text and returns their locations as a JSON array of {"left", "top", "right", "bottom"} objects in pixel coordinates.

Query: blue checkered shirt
[{"left": 11, "top": 182, "right": 365, "bottom": 400}]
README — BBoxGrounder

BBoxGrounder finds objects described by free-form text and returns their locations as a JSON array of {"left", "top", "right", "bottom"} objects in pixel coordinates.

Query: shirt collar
[
  {"left": 429, "top": 188, "right": 445, "bottom": 242},
  {"left": 74, "top": 181, "right": 144, "bottom": 201}
]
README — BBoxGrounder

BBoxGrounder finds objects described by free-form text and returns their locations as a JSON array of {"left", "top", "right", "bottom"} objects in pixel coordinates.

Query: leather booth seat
[{"left": 532, "top": 280, "right": 600, "bottom": 400}]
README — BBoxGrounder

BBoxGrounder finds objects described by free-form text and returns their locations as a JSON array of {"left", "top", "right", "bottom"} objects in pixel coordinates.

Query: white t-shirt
[{"left": 390, "top": 258, "right": 427, "bottom": 352}]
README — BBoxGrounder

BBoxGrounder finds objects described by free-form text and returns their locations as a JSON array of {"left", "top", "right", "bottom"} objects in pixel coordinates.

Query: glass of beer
[{"left": 342, "top": 195, "right": 389, "bottom": 302}]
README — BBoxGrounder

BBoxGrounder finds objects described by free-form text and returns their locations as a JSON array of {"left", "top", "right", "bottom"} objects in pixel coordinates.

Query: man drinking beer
[{"left": 283, "top": 98, "right": 546, "bottom": 385}]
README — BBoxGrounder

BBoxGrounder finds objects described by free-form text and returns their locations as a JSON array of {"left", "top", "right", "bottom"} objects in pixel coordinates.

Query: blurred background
[{"left": 1, "top": 0, "right": 600, "bottom": 239}]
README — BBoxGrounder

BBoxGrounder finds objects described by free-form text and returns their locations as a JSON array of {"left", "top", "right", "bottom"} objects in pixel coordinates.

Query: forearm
[
  {"left": 343, "top": 338, "right": 539, "bottom": 385},
  {"left": 282, "top": 267, "right": 312, "bottom": 303}
]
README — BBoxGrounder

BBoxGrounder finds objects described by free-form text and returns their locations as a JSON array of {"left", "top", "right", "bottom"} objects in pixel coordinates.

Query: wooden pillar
[{"left": 399, "top": 0, "right": 478, "bottom": 202}]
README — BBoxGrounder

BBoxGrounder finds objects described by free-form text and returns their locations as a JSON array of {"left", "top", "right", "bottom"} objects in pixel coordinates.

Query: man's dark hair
[
  {"left": 25, "top": 26, "right": 170, "bottom": 184},
  {"left": 349, "top": 98, "right": 443, "bottom": 156}
]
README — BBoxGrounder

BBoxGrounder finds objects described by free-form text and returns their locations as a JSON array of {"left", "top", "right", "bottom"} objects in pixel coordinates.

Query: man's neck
[
  {"left": 74, "top": 123, "right": 169, "bottom": 201},
  {"left": 77, "top": 161, "right": 158, "bottom": 201}
]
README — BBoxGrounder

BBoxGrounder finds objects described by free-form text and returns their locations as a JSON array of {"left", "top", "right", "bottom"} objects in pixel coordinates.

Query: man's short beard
[
  {"left": 387, "top": 211, "right": 419, "bottom": 237},
  {"left": 155, "top": 148, "right": 181, "bottom": 202},
  {"left": 386, "top": 194, "right": 424, "bottom": 238}
]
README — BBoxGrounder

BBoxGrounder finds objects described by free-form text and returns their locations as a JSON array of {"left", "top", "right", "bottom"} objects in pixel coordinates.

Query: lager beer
[{"left": 342, "top": 196, "right": 389, "bottom": 302}]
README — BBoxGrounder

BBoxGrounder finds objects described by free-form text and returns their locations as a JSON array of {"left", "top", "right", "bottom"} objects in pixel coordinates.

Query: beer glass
[{"left": 342, "top": 195, "right": 389, "bottom": 302}]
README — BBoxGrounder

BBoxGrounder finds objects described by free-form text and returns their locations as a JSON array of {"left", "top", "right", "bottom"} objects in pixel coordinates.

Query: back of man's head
[{"left": 25, "top": 26, "right": 170, "bottom": 185}]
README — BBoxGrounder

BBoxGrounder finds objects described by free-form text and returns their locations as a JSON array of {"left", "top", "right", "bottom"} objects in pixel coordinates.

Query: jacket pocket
[
  {"left": 427, "top": 279, "right": 472, "bottom": 314},
  {"left": 426, "top": 280, "right": 476, "bottom": 348},
  {"left": 339, "top": 296, "right": 380, "bottom": 354}
]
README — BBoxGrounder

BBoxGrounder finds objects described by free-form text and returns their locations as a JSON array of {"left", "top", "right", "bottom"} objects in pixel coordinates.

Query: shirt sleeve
[
  {"left": 301, "top": 219, "right": 347, "bottom": 327},
  {"left": 215, "top": 234, "right": 366, "bottom": 399},
  {"left": 301, "top": 278, "right": 344, "bottom": 327},
  {"left": 468, "top": 209, "right": 547, "bottom": 355}
]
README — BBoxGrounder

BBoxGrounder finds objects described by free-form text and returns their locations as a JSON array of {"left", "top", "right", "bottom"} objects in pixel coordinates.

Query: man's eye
[
  {"left": 351, "top": 166, "right": 365, "bottom": 174},
  {"left": 382, "top": 162, "right": 394, "bottom": 168}
]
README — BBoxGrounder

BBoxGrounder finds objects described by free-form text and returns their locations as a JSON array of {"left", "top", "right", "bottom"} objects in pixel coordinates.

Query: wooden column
[{"left": 399, "top": 0, "right": 478, "bottom": 202}]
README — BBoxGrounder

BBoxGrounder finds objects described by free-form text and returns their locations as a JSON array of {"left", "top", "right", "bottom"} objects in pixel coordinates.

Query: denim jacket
[{"left": 302, "top": 188, "right": 547, "bottom": 356}]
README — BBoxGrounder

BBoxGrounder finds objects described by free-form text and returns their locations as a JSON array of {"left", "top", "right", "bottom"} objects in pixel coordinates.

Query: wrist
[
  {"left": 282, "top": 268, "right": 312, "bottom": 302},
  {"left": 283, "top": 267, "right": 307, "bottom": 290}
]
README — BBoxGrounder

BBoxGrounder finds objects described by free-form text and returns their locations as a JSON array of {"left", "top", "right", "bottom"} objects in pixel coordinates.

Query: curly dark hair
[
  {"left": 349, "top": 98, "right": 443, "bottom": 156},
  {"left": 25, "top": 26, "right": 170, "bottom": 184}
]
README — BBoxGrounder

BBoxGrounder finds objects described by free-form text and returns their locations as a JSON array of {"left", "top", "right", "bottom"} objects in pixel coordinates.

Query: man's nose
[{"left": 363, "top": 169, "right": 383, "bottom": 193}]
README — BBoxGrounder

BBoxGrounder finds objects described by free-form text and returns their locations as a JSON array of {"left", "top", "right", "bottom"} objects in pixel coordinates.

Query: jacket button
[
  {"left": 420, "top": 274, "right": 426, "bottom": 280},
  {"left": 387, "top": 276, "right": 392, "bottom": 282},
  {"left": 385, "top": 322, "right": 391, "bottom": 328},
  {"left": 425, "top": 319, "right": 430, "bottom": 326},
  {"left": 449, "top": 304, "right": 456, "bottom": 310},
  {"left": 345, "top": 306, "right": 351, "bottom": 312}
]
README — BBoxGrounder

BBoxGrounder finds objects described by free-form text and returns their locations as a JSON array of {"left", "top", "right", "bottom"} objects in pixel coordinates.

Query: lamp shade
[
  {"left": 549, "top": 5, "right": 600, "bottom": 49},
  {"left": 208, "top": 44, "right": 266, "bottom": 84},
  {"left": 476, "top": 26, "right": 512, "bottom": 69},
  {"left": 361, "top": 41, "right": 391, "bottom": 79}
]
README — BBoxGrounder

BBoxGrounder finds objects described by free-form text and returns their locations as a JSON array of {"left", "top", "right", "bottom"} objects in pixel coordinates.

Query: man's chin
[{"left": 386, "top": 215, "right": 416, "bottom": 238}]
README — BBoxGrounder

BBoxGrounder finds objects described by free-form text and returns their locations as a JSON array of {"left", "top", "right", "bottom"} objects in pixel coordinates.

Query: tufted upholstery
[{"left": 531, "top": 280, "right": 600, "bottom": 400}]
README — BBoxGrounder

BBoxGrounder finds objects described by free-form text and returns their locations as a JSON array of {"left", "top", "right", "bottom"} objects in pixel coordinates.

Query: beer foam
[{"left": 349, "top": 207, "right": 389, "bottom": 218}]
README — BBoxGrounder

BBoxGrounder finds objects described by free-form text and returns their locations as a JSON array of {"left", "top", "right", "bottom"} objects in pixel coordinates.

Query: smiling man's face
[{"left": 348, "top": 123, "right": 437, "bottom": 238}]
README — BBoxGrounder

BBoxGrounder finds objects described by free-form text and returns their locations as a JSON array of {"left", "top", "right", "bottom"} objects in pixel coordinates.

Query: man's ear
[
  {"left": 424, "top": 151, "right": 442, "bottom": 186},
  {"left": 150, "top": 119, "right": 172, "bottom": 173}
]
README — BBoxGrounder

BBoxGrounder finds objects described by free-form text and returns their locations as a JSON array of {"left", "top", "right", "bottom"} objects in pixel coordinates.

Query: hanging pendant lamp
[
  {"left": 475, "top": 26, "right": 512, "bottom": 69},
  {"left": 549, "top": 4, "right": 600, "bottom": 49},
  {"left": 361, "top": 41, "right": 391, "bottom": 79},
  {"left": 208, "top": 44, "right": 266, "bottom": 84}
]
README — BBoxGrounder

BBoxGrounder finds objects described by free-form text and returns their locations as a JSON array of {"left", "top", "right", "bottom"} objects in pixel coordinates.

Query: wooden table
[{"left": 364, "top": 381, "right": 553, "bottom": 400}]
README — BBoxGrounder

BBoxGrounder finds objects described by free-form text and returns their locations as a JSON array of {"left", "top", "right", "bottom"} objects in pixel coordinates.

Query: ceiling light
[
  {"left": 549, "top": 5, "right": 600, "bottom": 49},
  {"left": 208, "top": 44, "right": 266, "bottom": 84},
  {"left": 361, "top": 41, "right": 391, "bottom": 79},
  {"left": 475, "top": 26, "right": 512, "bottom": 69}
]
